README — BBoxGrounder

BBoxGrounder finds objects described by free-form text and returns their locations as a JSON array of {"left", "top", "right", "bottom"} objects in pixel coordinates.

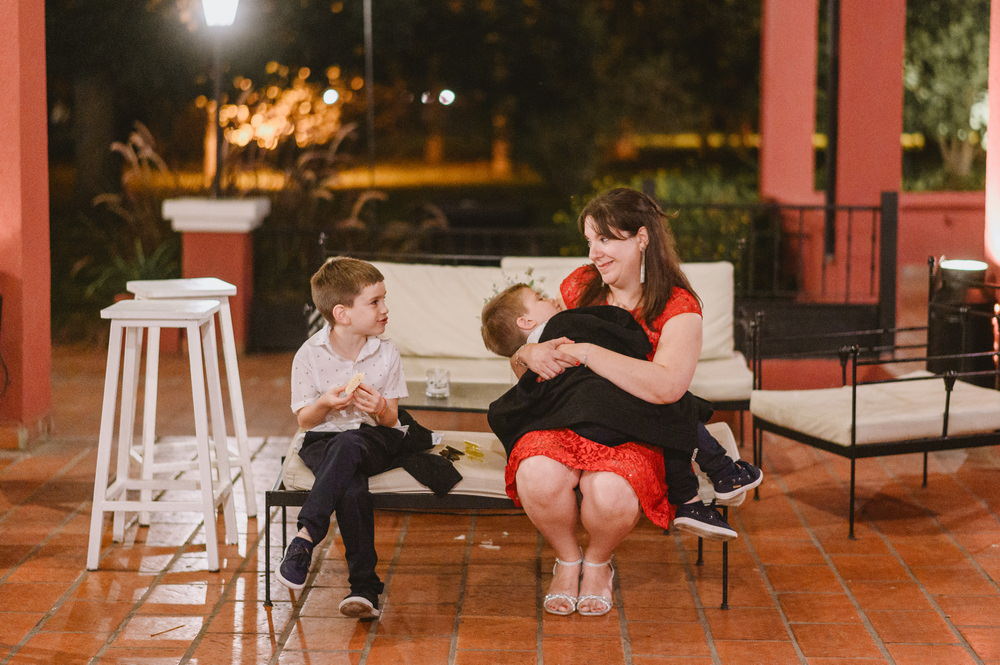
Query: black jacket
[{"left": 487, "top": 306, "right": 712, "bottom": 456}]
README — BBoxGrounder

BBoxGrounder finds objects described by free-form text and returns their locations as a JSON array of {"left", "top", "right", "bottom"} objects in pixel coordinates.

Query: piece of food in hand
[{"left": 343, "top": 372, "right": 365, "bottom": 396}]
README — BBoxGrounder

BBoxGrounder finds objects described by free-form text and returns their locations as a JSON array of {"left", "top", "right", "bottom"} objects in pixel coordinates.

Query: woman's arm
[
  {"left": 558, "top": 312, "right": 702, "bottom": 404},
  {"left": 511, "top": 336, "right": 578, "bottom": 380}
]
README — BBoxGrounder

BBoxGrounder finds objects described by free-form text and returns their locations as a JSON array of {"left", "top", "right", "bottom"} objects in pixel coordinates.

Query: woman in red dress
[{"left": 510, "top": 187, "right": 713, "bottom": 616}]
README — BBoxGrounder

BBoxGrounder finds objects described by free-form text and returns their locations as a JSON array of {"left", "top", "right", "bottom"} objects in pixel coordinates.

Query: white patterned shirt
[{"left": 290, "top": 325, "right": 408, "bottom": 433}]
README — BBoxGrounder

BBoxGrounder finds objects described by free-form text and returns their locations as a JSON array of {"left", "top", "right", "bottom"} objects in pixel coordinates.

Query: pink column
[
  {"left": 759, "top": 0, "right": 819, "bottom": 203},
  {"left": 836, "top": 0, "right": 905, "bottom": 206},
  {"left": 986, "top": 0, "right": 1000, "bottom": 267},
  {"left": 827, "top": 0, "right": 905, "bottom": 299},
  {"left": 0, "top": 0, "right": 51, "bottom": 448}
]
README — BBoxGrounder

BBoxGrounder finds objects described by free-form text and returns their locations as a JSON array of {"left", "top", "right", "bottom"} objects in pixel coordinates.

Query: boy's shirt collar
[
  {"left": 312, "top": 324, "right": 382, "bottom": 362},
  {"left": 526, "top": 321, "right": 546, "bottom": 345}
]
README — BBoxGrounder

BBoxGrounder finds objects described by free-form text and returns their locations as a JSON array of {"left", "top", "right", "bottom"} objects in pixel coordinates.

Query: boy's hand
[
  {"left": 353, "top": 384, "right": 387, "bottom": 416},
  {"left": 321, "top": 384, "right": 355, "bottom": 410}
]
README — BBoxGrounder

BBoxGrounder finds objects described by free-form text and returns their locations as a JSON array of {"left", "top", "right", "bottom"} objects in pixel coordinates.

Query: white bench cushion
[
  {"left": 281, "top": 430, "right": 510, "bottom": 500},
  {"left": 501, "top": 257, "right": 735, "bottom": 361},
  {"left": 750, "top": 371, "right": 1000, "bottom": 446},
  {"left": 373, "top": 261, "right": 504, "bottom": 359},
  {"left": 690, "top": 352, "right": 753, "bottom": 403}
]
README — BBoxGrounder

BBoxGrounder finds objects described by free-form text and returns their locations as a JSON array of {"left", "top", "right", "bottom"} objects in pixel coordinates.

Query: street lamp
[{"left": 202, "top": 0, "right": 239, "bottom": 197}]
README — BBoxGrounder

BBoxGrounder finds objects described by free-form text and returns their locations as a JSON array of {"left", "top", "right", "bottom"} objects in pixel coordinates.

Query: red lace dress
[{"left": 504, "top": 264, "right": 702, "bottom": 528}]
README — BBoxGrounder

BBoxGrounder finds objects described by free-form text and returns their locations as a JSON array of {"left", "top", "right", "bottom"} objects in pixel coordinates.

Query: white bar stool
[
  {"left": 87, "top": 299, "right": 238, "bottom": 572},
  {"left": 126, "top": 277, "right": 257, "bottom": 518}
]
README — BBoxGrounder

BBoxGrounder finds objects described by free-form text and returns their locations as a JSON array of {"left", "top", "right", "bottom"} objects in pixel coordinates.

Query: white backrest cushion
[
  {"left": 501, "top": 257, "right": 734, "bottom": 360},
  {"left": 374, "top": 261, "right": 505, "bottom": 358}
]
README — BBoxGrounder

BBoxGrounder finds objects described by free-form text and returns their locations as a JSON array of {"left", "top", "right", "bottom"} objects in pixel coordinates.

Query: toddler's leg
[
  {"left": 663, "top": 450, "right": 737, "bottom": 541},
  {"left": 693, "top": 423, "right": 762, "bottom": 501}
]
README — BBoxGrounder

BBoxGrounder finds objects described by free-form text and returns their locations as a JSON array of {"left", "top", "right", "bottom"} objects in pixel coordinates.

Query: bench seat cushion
[
  {"left": 689, "top": 352, "right": 753, "bottom": 404},
  {"left": 281, "top": 430, "right": 510, "bottom": 500},
  {"left": 750, "top": 371, "right": 1000, "bottom": 446}
]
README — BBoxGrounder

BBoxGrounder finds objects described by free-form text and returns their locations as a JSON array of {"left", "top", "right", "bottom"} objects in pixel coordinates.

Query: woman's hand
[
  {"left": 556, "top": 342, "right": 592, "bottom": 367},
  {"left": 517, "top": 337, "right": 579, "bottom": 380}
]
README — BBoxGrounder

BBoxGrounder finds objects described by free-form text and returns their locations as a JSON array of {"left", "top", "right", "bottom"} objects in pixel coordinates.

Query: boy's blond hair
[
  {"left": 480, "top": 283, "right": 532, "bottom": 357},
  {"left": 311, "top": 256, "right": 384, "bottom": 326}
]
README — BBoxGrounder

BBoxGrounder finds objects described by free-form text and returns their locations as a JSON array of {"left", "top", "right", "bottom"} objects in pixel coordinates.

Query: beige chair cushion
[{"left": 750, "top": 370, "right": 1000, "bottom": 446}]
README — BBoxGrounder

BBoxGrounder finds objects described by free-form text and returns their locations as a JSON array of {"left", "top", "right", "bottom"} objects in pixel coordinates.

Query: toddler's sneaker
[
  {"left": 713, "top": 460, "right": 763, "bottom": 501},
  {"left": 339, "top": 593, "right": 381, "bottom": 620},
  {"left": 673, "top": 502, "right": 738, "bottom": 541},
  {"left": 275, "top": 536, "right": 314, "bottom": 590}
]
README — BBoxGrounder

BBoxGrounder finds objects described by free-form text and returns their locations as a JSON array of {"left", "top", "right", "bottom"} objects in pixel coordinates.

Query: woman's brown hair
[{"left": 576, "top": 187, "right": 698, "bottom": 328}]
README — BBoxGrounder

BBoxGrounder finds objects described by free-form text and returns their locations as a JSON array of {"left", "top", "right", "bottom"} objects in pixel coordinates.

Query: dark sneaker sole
[
  {"left": 713, "top": 468, "right": 764, "bottom": 501},
  {"left": 673, "top": 517, "right": 738, "bottom": 541},
  {"left": 274, "top": 567, "right": 306, "bottom": 590},
  {"left": 339, "top": 598, "right": 381, "bottom": 620}
]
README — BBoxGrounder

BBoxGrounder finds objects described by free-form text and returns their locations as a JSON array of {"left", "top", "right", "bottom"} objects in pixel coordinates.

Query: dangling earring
[{"left": 639, "top": 248, "right": 646, "bottom": 284}]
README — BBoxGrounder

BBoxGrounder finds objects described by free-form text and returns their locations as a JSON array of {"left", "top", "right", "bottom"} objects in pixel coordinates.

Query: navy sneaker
[
  {"left": 275, "top": 536, "right": 313, "bottom": 590},
  {"left": 339, "top": 593, "right": 381, "bottom": 620},
  {"left": 673, "top": 502, "right": 738, "bottom": 541},
  {"left": 713, "top": 460, "right": 763, "bottom": 501}
]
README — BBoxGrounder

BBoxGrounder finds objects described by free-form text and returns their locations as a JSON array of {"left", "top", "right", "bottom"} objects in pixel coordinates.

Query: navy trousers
[{"left": 296, "top": 428, "right": 399, "bottom": 598}]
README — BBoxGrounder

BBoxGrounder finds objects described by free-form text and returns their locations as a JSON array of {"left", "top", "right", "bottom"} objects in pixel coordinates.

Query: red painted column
[
  {"left": 986, "top": 0, "right": 1000, "bottom": 267},
  {"left": 759, "top": 0, "right": 819, "bottom": 204},
  {"left": 836, "top": 0, "right": 905, "bottom": 206},
  {"left": 830, "top": 0, "right": 905, "bottom": 299},
  {"left": 0, "top": 0, "right": 51, "bottom": 448}
]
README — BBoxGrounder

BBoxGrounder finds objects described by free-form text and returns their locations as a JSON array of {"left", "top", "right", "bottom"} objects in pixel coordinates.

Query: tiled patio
[{"left": 3, "top": 287, "right": 1000, "bottom": 664}]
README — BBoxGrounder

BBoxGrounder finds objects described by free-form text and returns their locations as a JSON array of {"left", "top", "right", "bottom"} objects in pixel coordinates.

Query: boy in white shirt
[{"left": 277, "top": 257, "right": 408, "bottom": 620}]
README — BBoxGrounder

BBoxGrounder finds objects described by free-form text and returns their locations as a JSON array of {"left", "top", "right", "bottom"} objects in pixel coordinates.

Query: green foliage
[
  {"left": 904, "top": 0, "right": 989, "bottom": 182},
  {"left": 54, "top": 124, "right": 181, "bottom": 338}
]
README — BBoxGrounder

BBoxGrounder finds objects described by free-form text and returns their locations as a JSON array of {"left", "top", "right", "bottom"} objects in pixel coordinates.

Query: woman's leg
[
  {"left": 577, "top": 471, "right": 640, "bottom": 613},
  {"left": 515, "top": 455, "right": 583, "bottom": 612}
]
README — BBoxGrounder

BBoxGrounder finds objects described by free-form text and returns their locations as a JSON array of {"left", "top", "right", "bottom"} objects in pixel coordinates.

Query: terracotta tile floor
[{"left": 3, "top": 276, "right": 1000, "bottom": 664}]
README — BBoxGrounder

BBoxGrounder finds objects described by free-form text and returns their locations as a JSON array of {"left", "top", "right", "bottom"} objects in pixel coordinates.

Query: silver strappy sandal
[
  {"left": 577, "top": 558, "right": 615, "bottom": 616},
  {"left": 543, "top": 553, "right": 583, "bottom": 616}
]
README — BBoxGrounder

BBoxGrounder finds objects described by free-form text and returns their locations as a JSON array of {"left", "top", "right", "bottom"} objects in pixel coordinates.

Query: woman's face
[{"left": 584, "top": 216, "right": 646, "bottom": 288}]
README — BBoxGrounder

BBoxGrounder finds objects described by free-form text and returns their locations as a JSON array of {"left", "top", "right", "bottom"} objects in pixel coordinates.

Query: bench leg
[
  {"left": 922, "top": 451, "right": 929, "bottom": 487},
  {"left": 849, "top": 458, "right": 857, "bottom": 540},
  {"left": 721, "top": 506, "right": 729, "bottom": 610},
  {"left": 265, "top": 494, "right": 273, "bottom": 607}
]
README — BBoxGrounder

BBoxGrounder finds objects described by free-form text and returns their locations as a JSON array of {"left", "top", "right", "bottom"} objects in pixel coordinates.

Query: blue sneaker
[
  {"left": 276, "top": 536, "right": 313, "bottom": 590},
  {"left": 713, "top": 460, "right": 763, "bottom": 501},
  {"left": 673, "top": 502, "right": 737, "bottom": 541}
]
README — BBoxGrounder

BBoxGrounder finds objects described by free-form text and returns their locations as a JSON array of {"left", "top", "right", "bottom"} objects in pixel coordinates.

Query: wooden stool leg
[
  {"left": 113, "top": 326, "right": 142, "bottom": 542},
  {"left": 217, "top": 298, "right": 257, "bottom": 517},
  {"left": 203, "top": 317, "right": 238, "bottom": 545},
  {"left": 138, "top": 327, "right": 161, "bottom": 526},
  {"left": 88, "top": 321, "right": 125, "bottom": 570},
  {"left": 187, "top": 320, "right": 221, "bottom": 571}
]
